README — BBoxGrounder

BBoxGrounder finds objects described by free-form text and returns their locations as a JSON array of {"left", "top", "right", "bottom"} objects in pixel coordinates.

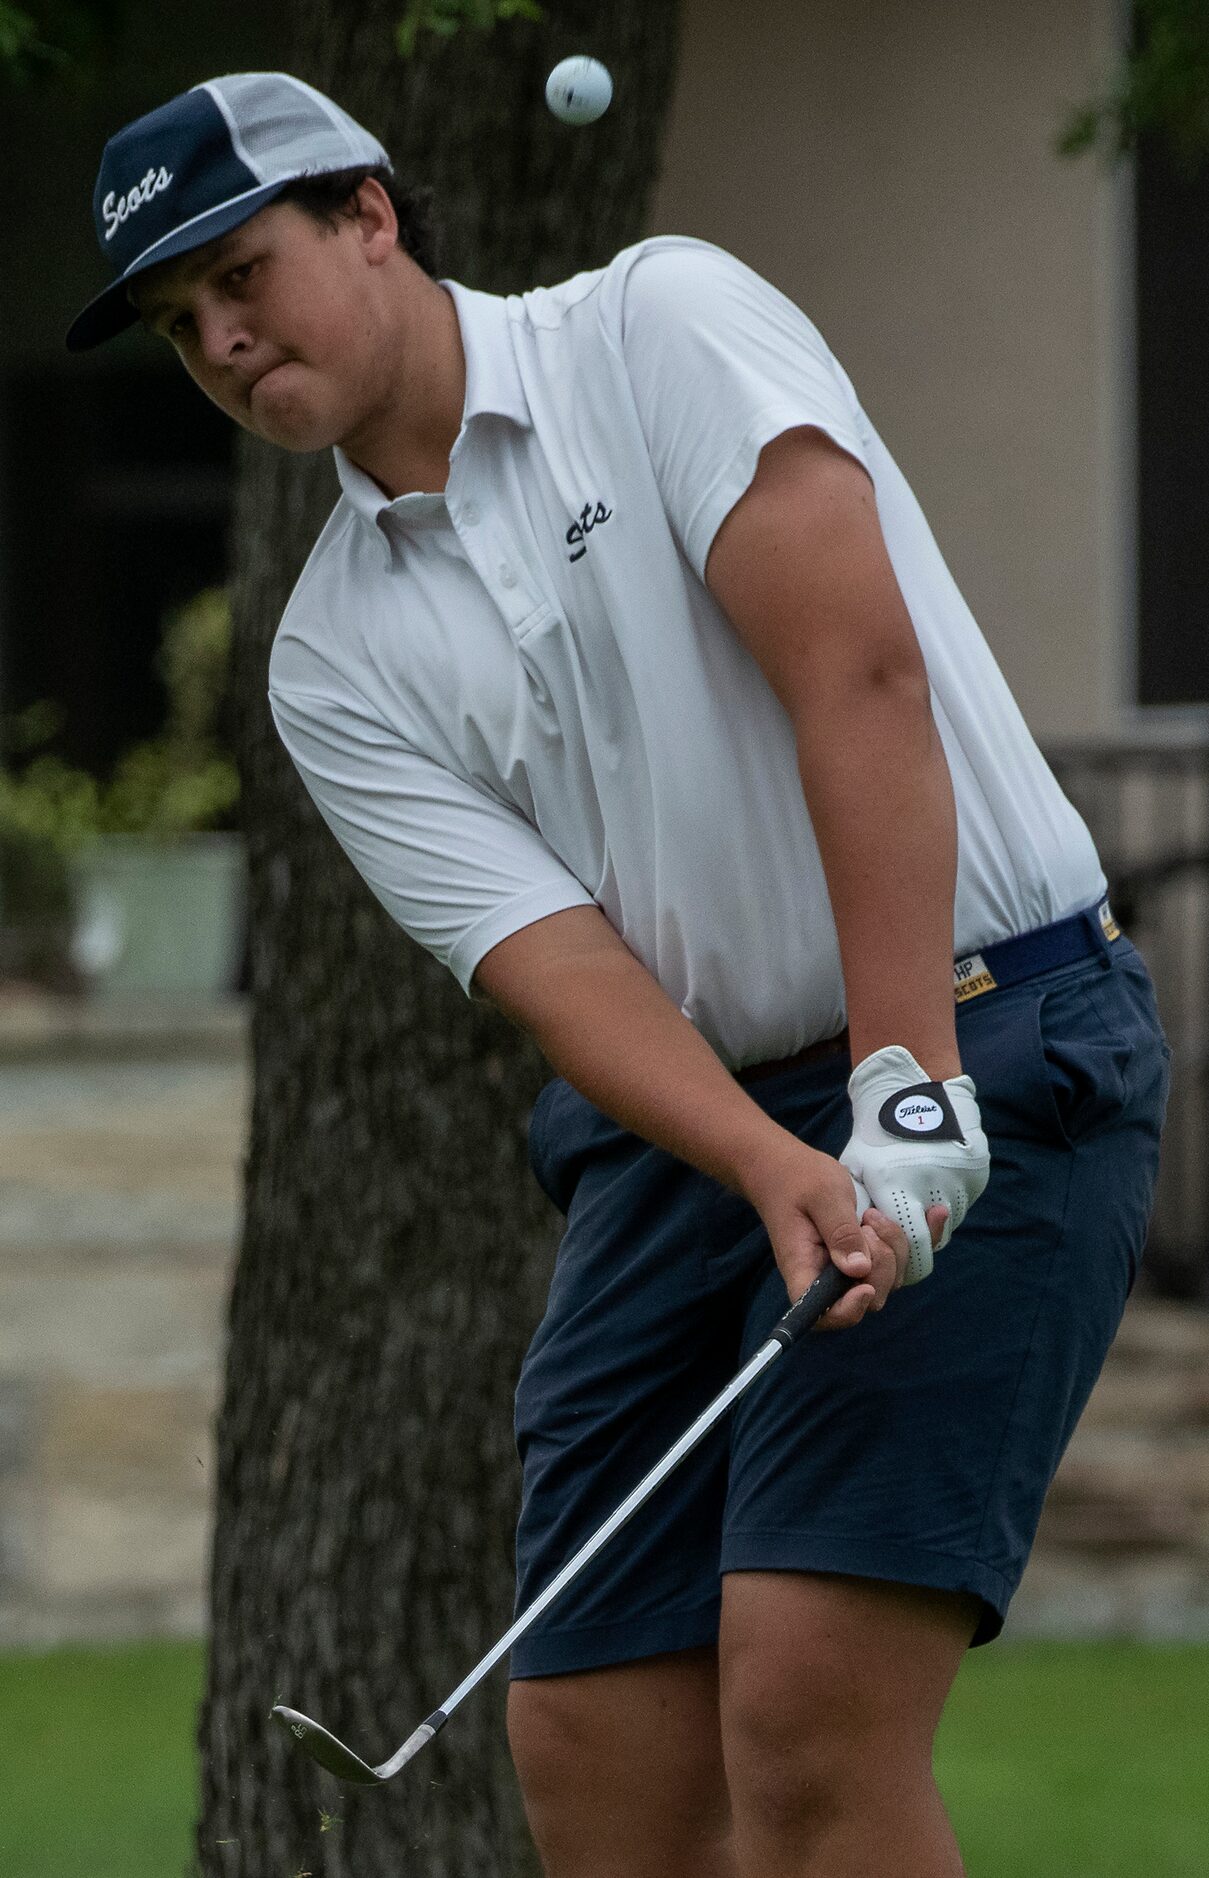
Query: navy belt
[
  {"left": 953, "top": 896, "right": 1121, "bottom": 1005},
  {"left": 736, "top": 897, "right": 1122, "bottom": 1083}
]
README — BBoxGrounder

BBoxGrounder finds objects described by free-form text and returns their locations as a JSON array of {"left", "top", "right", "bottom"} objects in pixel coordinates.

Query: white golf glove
[{"left": 838, "top": 1045, "right": 990, "bottom": 1286}]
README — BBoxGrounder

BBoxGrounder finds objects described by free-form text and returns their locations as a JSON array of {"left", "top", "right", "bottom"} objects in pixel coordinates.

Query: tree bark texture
[{"left": 196, "top": 5, "right": 682, "bottom": 1875}]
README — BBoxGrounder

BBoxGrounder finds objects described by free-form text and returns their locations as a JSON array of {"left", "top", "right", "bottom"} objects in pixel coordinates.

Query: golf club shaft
[
  {"left": 271, "top": 1263, "right": 855, "bottom": 1782},
  {"left": 439, "top": 1261, "right": 852, "bottom": 1721}
]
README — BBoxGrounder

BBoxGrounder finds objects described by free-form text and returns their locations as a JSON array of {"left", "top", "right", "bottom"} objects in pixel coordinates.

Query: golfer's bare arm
[
  {"left": 476, "top": 901, "right": 798, "bottom": 1198},
  {"left": 473, "top": 425, "right": 960, "bottom": 1202},
  {"left": 705, "top": 426, "right": 961, "bottom": 1083}
]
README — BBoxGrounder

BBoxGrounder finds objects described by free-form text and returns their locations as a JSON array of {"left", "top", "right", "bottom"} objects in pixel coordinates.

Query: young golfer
[{"left": 70, "top": 73, "right": 1171, "bottom": 1878}]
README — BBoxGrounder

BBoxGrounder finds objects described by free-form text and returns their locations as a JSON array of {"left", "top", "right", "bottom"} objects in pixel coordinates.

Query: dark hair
[{"left": 276, "top": 166, "right": 442, "bottom": 279}]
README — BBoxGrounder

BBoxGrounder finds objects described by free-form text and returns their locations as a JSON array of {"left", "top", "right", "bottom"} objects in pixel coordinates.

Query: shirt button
[
  {"left": 500, "top": 564, "right": 518, "bottom": 588},
  {"left": 463, "top": 503, "right": 481, "bottom": 526}
]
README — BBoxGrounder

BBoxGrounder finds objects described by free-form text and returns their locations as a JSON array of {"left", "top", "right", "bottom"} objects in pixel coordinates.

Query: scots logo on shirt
[{"left": 566, "top": 500, "right": 613, "bottom": 562}]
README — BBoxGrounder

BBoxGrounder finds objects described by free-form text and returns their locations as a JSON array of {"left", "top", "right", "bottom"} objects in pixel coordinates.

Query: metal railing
[{"left": 1046, "top": 734, "right": 1209, "bottom": 1301}]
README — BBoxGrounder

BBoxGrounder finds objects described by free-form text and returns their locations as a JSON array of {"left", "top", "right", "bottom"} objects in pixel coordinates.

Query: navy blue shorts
[{"left": 511, "top": 922, "right": 1172, "bottom": 1678}]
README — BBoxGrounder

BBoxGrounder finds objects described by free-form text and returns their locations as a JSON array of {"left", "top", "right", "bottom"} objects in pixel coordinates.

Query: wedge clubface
[{"left": 271, "top": 1260, "right": 855, "bottom": 1785}]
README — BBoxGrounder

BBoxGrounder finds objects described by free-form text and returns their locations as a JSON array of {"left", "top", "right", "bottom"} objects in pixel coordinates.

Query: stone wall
[
  {"left": 1008, "top": 1300, "right": 1209, "bottom": 1639},
  {"left": 0, "top": 1000, "right": 243, "bottom": 1648},
  {"left": 2, "top": 998, "right": 1207, "bottom": 1647}
]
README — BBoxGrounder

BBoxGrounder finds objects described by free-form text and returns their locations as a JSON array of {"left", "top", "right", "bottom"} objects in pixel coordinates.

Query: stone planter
[{"left": 67, "top": 833, "right": 246, "bottom": 999}]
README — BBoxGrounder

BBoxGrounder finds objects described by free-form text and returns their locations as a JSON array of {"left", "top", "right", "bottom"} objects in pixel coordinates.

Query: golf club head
[{"left": 271, "top": 1704, "right": 386, "bottom": 1784}]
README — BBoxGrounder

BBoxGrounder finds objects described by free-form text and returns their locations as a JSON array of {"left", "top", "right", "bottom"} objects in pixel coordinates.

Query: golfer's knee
[
  {"left": 721, "top": 1650, "right": 926, "bottom": 1844},
  {"left": 508, "top": 1653, "right": 732, "bottom": 1871},
  {"left": 507, "top": 1677, "right": 576, "bottom": 1807},
  {"left": 507, "top": 1674, "right": 634, "bottom": 1824}
]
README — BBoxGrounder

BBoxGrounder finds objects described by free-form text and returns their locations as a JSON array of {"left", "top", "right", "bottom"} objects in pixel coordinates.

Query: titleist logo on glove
[
  {"left": 838, "top": 1045, "right": 990, "bottom": 1288},
  {"left": 877, "top": 1081, "right": 966, "bottom": 1143}
]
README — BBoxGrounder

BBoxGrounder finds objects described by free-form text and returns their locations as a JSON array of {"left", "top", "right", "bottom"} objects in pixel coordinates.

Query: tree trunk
[{"left": 195, "top": 5, "right": 682, "bottom": 1874}]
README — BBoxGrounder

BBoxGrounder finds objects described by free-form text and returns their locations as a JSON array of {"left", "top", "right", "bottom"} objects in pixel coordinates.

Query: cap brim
[{"left": 65, "top": 178, "right": 293, "bottom": 352}]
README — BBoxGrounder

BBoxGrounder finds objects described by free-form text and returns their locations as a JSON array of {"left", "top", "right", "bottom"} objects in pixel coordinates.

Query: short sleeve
[
  {"left": 620, "top": 240, "right": 873, "bottom": 581},
  {"left": 269, "top": 684, "right": 596, "bottom": 996}
]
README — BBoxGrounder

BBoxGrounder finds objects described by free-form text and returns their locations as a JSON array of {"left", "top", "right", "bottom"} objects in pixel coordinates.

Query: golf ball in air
[{"left": 545, "top": 56, "right": 613, "bottom": 126}]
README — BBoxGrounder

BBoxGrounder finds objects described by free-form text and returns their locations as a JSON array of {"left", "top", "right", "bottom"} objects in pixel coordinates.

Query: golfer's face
[{"left": 132, "top": 201, "right": 377, "bottom": 451}]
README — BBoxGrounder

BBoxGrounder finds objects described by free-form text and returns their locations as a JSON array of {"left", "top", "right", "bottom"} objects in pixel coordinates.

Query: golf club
[{"left": 271, "top": 1258, "right": 856, "bottom": 1784}]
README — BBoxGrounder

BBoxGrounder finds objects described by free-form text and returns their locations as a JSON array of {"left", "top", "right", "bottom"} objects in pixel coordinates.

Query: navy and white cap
[{"left": 66, "top": 72, "right": 391, "bottom": 352}]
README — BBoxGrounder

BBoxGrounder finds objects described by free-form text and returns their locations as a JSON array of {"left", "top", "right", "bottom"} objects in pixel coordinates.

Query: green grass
[
  {"left": 0, "top": 1637, "right": 1206, "bottom": 1875},
  {"left": 0, "top": 1638, "right": 204, "bottom": 1878},
  {"left": 936, "top": 1640, "right": 1209, "bottom": 1877}
]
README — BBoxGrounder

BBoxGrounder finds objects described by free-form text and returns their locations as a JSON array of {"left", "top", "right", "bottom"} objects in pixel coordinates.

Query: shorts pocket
[
  {"left": 1035, "top": 975, "right": 1130, "bottom": 1149},
  {"left": 953, "top": 961, "right": 1126, "bottom": 1149},
  {"left": 957, "top": 946, "right": 1170, "bottom": 1155},
  {"left": 957, "top": 980, "right": 1068, "bottom": 1147},
  {"left": 1034, "top": 952, "right": 1170, "bottom": 1151}
]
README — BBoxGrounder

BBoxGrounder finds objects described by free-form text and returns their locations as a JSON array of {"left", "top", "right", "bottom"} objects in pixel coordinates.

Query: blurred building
[{"left": 653, "top": 0, "right": 1207, "bottom": 737}]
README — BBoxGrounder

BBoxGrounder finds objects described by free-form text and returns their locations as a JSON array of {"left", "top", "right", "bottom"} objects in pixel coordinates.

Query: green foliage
[
  {"left": 0, "top": 749, "right": 101, "bottom": 854},
  {"left": 395, "top": 0, "right": 544, "bottom": 61},
  {"left": 89, "top": 743, "right": 239, "bottom": 839},
  {"left": 1058, "top": 0, "right": 1209, "bottom": 177},
  {"left": 0, "top": 588, "right": 239, "bottom": 854},
  {"left": 0, "top": 0, "right": 123, "bottom": 87},
  {"left": 0, "top": 4, "right": 58, "bottom": 77},
  {"left": 156, "top": 584, "right": 232, "bottom": 755}
]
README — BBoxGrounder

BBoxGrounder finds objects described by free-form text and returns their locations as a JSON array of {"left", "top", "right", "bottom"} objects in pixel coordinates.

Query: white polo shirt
[{"left": 268, "top": 235, "right": 1105, "bottom": 1071}]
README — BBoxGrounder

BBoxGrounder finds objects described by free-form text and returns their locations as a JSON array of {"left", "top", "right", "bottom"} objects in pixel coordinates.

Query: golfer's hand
[
  {"left": 839, "top": 1045, "right": 990, "bottom": 1286},
  {"left": 743, "top": 1136, "right": 950, "bottom": 1332}
]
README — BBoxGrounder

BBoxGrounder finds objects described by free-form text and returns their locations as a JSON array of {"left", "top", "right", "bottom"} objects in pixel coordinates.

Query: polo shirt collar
[
  {"left": 333, "top": 279, "right": 530, "bottom": 539},
  {"left": 448, "top": 278, "right": 531, "bottom": 432}
]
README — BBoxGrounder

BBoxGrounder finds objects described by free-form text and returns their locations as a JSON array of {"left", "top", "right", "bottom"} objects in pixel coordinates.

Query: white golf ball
[{"left": 545, "top": 55, "right": 613, "bottom": 126}]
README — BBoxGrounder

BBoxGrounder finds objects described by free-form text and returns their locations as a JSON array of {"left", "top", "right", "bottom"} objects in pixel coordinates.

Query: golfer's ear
[{"left": 356, "top": 177, "right": 400, "bottom": 261}]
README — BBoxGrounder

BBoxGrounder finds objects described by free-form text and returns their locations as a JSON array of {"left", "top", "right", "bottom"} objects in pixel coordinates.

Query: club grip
[{"left": 770, "top": 1264, "right": 856, "bottom": 1347}]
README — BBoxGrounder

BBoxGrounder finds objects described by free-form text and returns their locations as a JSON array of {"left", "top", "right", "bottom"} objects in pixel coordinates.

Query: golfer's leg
[
  {"left": 720, "top": 1571, "right": 980, "bottom": 1878},
  {"left": 508, "top": 1646, "right": 736, "bottom": 1878}
]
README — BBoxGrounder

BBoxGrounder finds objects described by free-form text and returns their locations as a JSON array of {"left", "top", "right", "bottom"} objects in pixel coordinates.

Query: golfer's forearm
[
  {"left": 474, "top": 908, "right": 804, "bottom": 1197},
  {"left": 792, "top": 667, "right": 961, "bottom": 1080}
]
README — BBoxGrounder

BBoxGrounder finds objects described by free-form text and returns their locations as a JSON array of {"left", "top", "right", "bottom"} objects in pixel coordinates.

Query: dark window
[
  {"left": 1135, "top": 132, "right": 1209, "bottom": 706},
  {"left": 0, "top": 367, "right": 232, "bottom": 771}
]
